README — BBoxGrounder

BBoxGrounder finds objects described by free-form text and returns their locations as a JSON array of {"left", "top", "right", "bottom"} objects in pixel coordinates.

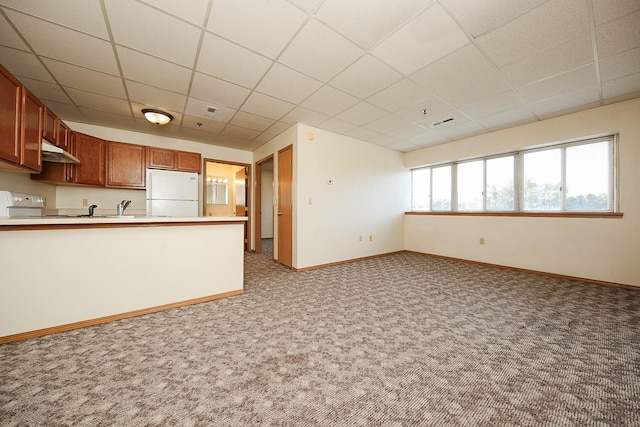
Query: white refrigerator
[{"left": 146, "top": 169, "right": 199, "bottom": 217}]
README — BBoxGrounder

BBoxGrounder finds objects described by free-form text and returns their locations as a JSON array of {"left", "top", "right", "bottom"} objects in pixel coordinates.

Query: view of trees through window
[{"left": 411, "top": 137, "right": 614, "bottom": 213}]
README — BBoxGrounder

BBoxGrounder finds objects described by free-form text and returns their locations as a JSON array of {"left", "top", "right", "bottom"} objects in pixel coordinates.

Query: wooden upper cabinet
[
  {"left": 146, "top": 146, "right": 176, "bottom": 170},
  {"left": 56, "top": 119, "right": 69, "bottom": 151},
  {"left": 177, "top": 150, "right": 201, "bottom": 173},
  {"left": 107, "top": 141, "right": 146, "bottom": 189},
  {"left": 42, "top": 106, "right": 56, "bottom": 145},
  {"left": 0, "top": 64, "right": 21, "bottom": 166},
  {"left": 73, "top": 132, "right": 105, "bottom": 186},
  {"left": 20, "top": 87, "right": 43, "bottom": 172}
]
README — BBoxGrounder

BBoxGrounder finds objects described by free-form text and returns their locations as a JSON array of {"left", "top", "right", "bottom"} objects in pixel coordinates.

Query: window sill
[{"left": 405, "top": 211, "right": 623, "bottom": 219}]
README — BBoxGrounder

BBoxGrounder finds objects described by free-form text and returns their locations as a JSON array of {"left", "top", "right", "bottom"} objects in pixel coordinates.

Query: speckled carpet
[{"left": 1, "top": 240, "right": 639, "bottom": 426}]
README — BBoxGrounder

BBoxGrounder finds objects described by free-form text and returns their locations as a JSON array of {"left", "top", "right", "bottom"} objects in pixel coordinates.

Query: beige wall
[{"left": 404, "top": 97, "right": 640, "bottom": 286}]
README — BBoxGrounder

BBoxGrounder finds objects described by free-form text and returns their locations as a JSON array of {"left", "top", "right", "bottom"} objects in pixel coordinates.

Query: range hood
[{"left": 42, "top": 141, "right": 80, "bottom": 164}]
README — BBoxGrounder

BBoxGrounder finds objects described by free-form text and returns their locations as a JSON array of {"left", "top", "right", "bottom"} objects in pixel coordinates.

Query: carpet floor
[{"left": 1, "top": 240, "right": 639, "bottom": 426}]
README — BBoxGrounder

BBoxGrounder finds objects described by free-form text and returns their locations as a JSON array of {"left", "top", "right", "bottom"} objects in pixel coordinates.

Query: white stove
[{"left": 0, "top": 191, "right": 45, "bottom": 217}]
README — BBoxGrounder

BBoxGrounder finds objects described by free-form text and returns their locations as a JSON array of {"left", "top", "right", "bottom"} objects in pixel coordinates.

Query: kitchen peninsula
[{"left": 0, "top": 216, "right": 247, "bottom": 343}]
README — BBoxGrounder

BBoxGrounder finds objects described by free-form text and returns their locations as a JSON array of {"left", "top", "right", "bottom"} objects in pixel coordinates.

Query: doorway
[
  {"left": 204, "top": 159, "right": 251, "bottom": 251},
  {"left": 255, "top": 155, "right": 274, "bottom": 256}
]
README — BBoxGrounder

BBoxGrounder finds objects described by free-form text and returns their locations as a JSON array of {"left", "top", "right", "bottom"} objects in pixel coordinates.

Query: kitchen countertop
[{"left": 0, "top": 215, "right": 247, "bottom": 229}]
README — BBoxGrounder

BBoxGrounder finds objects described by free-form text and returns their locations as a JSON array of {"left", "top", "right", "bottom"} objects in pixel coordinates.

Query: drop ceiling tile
[
  {"left": 66, "top": 87, "right": 131, "bottom": 114},
  {"left": 0, "top": 11, "right": 29, "bottom": 50},
  {"left": 602, "top": 72, "right": 640, "bottom": 100},
  {"left": 403, "top": 130, "right": 450, "bottom": 149},
  {"left": 372, "top": 3, "right": 469, "bottom": 75},
  {"left": 395, "top": 96, "right": 454, "bottom": 123},
  {"left": 181, "top": 115, "right": 225, "bottom": 134},
  {"left": 476, "top": 106, "right": 536, "bottom": 131},
  {"left": 230, "top": 111, "right": 276, "bottom": 132},
  {"left": 185, "top": 97, "right": 236, "bottom": 123},
  {"left": 459, "top": 90, "right": 524, "bottom": 119},
  {"left": 417, "top": 109, "right": 470, "bottom": 129},
  {"left": 369, "top": 134, "right": 402, "bottom": 147},
  {"left": 279, "top": 20, "right": 364, "bottom": 82},
  {"left": 80, "top": 108, "right": 136, "bottom": 127},
  {"left": 191, "top": 73, "right": 250, "bottom": 109},
  {"left": 3, "top": 10, "right": 119, "bottom": 74},
  {"left": 528, "top": 86, "right": 601, "bottom": 118},
  {"left": 281, "top": 106, "right": 330, "bottom": 126},
  {"left": 221, "top": 124, "right": 261, "bottom": 141},
  {"left": 104, "top": 1, "right": 200, "bottom": 67},
  {"left": 335, "top": 101, "right": 388, "bottom": 126},
  {"left": 241, "top": 92, "right": 294, "bottom": 120},
  {"left": 41, "top": 58, "right": 126, "bottom": 98},
  {"left": 266, "top": 121, "right": 294, "bottom": 135},
  {"left": 17, "top": 77, "right": 71, "bottom": 104},
  {"left": 596, "top": 10, "right": 640, "bottom": 58},
  {"left": 315, "top": 0, "right": 430, "bottom": 49},
  {"left": 288, "top": 0, "right": 324, "bottom": 14},
  {"left": 410, "top": 44, "right": 497, "bottom": 95},
  {"left": 0, "top": 0, "right": 109, "bottom": 39},
  {"left": 207, "top": 0, "right": 307, "bottom": 59},
  {"left": 117, "top": 46, "right": 191, "bottom": 94},
  {"left": 126, "top": 80, "right": 187, "bottom": 112},
  {"left": 330, "top": 55, "right": 402, "bottom": 99},
  {"left": 345, "top": 127, "right": 382, "bottom": 142},
  {"left": 501, "top": 32, "right": 594, "bottom": 88},
  {"left": 593, "top": 0, "right": 640, "bottom": 25},
  {"left": 0, "top": 47, "right": 54, "bottom": 82},
  {"left": 477, "top": 0, "right": 589, "bottom": 67},
  {"left": 388, "top": 123, "right": 433, "bottom": 140},
  {"left": 432, "top": 119, "right": 486, "bottom": 140},
  {"left": 599, "top": 47, "right": 640, "bottom": 82},
  {"left": 138, "top": 0, "right": 210, "bottom": 26},
  {"left": 318, "top": 117, "right": 359, "bottom": 134},
  {"left": 367, "top": 78, "right": 432, "bottom": 112},
  {"left": 364, "top": 114, "right": 409, "bottom": 134},
  {"left": 197, "top": 33, "right": 272, "bottom": 89},
  {"left": 517, "top": 64, "right": 598, "bottom": 103},
  {"left": 256, "top": 63, "right": 322, "bottom": 104},
  {"left": 301, "top": 85, "right": 359, "bottom": 116},
  {"left": 439, "top": 0, "right": 547, "bottom": 38}
]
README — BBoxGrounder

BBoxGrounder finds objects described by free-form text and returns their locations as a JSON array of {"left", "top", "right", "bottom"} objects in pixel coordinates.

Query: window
[{"left": 410, "top": 136, "right": 616, "bottom": 213}]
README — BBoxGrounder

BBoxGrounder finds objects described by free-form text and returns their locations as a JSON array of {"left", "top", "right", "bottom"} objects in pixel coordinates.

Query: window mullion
[
  {"left": 451, "top": 163, "right": 458, "bottom": 212},
  {"left": 514, "top": 153, "right": 523, "bottom": 211},
  {"left": 560, "top": 147, "right": 567, "bottom": 211},
  {"left": 482, "top": 159, "right": 487, "bottom": 211}
]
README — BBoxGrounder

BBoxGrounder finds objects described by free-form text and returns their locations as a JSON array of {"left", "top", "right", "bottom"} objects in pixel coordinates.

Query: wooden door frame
[
  {"left": 254, "top": 154, "right": 274, "bottom": 254},
  {"left": 203, "top": 158, "right": 251, "bottom": 251},
  {"left": 277, "top": 145, "right": 293, "bottom": 268}
]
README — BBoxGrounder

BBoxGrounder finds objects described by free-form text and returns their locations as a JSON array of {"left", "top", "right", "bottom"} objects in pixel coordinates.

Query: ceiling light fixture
[{"left": 142, "top": 108, "right": 174, "bottom": 125}]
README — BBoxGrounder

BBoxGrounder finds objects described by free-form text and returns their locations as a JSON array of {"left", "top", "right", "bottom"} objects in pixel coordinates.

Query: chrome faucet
[{"left": 117, "top": 200, "right": 131, "bottom": 215}]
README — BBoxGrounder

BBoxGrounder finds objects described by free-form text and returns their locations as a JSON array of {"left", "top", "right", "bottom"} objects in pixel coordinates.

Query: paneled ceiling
[{"left": 1, "top": 0, "right": 638, "bottom": 152}]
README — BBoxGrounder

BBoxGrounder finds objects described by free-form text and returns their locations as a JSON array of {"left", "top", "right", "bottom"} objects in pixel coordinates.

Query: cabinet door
[
  {"left": 177, "top": 150, "right": 201, "bottom": 173},
  {"left": 20, "top": 88, "right": 42, "bottom": 172},
  {"left": 0, "top": 64, "right": 21, "bottom": 165},
  {"left": 42, "top": 106, "right": 56, "bottom": 145},
  {"left": 55, "top": 119, "right": 69, "bottom": 151},
  {"left": 74, "top": 132, "right": 105, "bottom": 186},
  {"left": 107, "top": 141, "right": 146, "bottom": 189},
  {"left": 146, "top": 146, "right": 176, "bottom": 170}
]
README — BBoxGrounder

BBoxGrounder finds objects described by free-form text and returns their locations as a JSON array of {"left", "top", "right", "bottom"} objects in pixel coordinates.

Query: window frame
[{"left": 409, "top": 135, "right": 619, "bottom": 216}]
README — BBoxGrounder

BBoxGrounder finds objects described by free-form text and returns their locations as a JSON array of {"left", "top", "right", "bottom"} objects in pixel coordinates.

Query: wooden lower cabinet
[{"left": 107, "top": 141, "right": 145, "bottom": 189}]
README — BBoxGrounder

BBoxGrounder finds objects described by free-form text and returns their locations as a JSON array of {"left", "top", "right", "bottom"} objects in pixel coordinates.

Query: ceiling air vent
[
  {"left": 203, "top": 106, "right": 217, "bottom": 117},
  {"left": 433, "top": 118, "right": 454, "bottom": 126}
]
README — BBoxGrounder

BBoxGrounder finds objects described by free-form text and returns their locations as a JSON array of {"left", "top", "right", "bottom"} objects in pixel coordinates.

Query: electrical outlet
[
  {"left": 369, "top": 235, "right": 373, "bottom": 241},
  {"left": 359, "top": 235, "right": 363, "bottom": 242},
  {"left": 479, "top": 237, "right": 485, "bottom": 245},
  {"left": 82, "top": 198, "right": 89, "bottom": 207}
]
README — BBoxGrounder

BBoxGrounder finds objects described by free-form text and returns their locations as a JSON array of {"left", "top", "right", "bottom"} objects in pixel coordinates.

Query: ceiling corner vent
[{"left": 204, "top": 106, "right": 217, "bottom": 117}]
